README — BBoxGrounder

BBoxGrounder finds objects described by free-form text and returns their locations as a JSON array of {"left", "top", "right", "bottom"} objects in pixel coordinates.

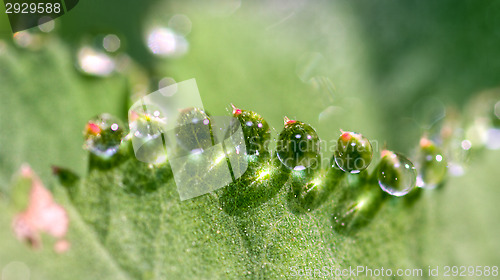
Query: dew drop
[
  {"left": 277, "top": 119, "right": 320, "bottom": 171},
  {"left": 77, "top": 46, "right": 115, "bottom": 77},
  {"left": 84, "top": 114, "right": 125, "bottom": 158},
  {"left": 146, "top": 27, "right": 188, "bottom": 57},
  {"left": 377, "top": 151, "right": 417, "bottom": 196},
  {"left": 416, "top": 138, "right": 447, "bottom": 189},
  {"left": 334, "top": 131, "right": 373, "bottom": 174}
]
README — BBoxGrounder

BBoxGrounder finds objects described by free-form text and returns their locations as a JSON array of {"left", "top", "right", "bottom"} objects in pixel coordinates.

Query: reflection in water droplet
[
  {"left": 38, "top": 16, "right": 55, "bottom": 32},
  {"left": 168, "top": 14, "right": 192, "bottom": 36},
  {"left": 77, "top": 47, "right": 115, "bottom": 77},
  {"left": 377, "top": 151, "right": 417, "bottom": 196},
  {"left": 84, "top": 114, "right": 125, "bottom": 158},
  {"left": 103, "top": 34, "right": 121, "bottom": 52},
  {"left": 146, "top": 27, "right": 188, "bottom": 57}
]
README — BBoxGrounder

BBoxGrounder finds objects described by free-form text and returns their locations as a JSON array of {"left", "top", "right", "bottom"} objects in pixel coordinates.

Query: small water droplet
[
  {"left": 334, "top": 131, "right": 373, "bottom": 174},
  {"left": 84, "top": 114, "right": 125, "bottom": 158},
  {"left": 129, "top": 104, "right": 168, "bottom": 163},
  {"left": 416, "top": 138, "right": 447, "bottom": 189},
  {"left": 146, "top": 27, "right": 188, "bottom": 57},
  {"left": 103, "top": 34, "right": 121, "bottom": 52},
  {"left": 277, "top": 120, "right": 320, "bottom": 171},
  {"left": 77, "top": 46, "right": 115, "bottom": 77},
  {"left": 377, "top": 151, "right": 417, "bottom": 196}
]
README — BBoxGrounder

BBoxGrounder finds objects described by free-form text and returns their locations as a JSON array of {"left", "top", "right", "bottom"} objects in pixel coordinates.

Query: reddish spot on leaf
[{"left": 12, "top": 165, "right": 70, "bottom": 253}]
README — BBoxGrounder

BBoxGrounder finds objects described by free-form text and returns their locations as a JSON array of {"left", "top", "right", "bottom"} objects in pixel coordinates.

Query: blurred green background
[{"left": 0, "top": 0, "right": 499, "bottom": 279}]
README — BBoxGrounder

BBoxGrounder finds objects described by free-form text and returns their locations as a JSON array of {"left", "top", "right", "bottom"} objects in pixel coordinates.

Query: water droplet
[
  {"left": 146, "top": 27, "right": 188, "bottom": 57},
  {"left": 377, "top": 151, "right": 417, "bottom": 196},
  {"left": 333, "top": 131, "right": 373, "bottom": 174},
  {"left": 416, "top": 138, "right": 447, "bottom": 189},
  {"left": 77, "top": 46, "right": 115, "bottom": 77},
  {"left": 168, "top": 14, "right": 192, "bottom": 36},
  {"left": 277, "top": 119, "right": 320, "bottom": 171},
  {"left": 175, "top": 107, "right": 212, "bottom": 153},
  {"left": 38, "top": 16, "right": 55, "bottom": 33},
  {"left": 84, "top": 114, "right": 125, "bottom": 158},
  {"left": 231, "top": 105, "right": 271, "bottom": 156},
  {"left": 102, "top": 34, "right": 121, "bottom": 52}
]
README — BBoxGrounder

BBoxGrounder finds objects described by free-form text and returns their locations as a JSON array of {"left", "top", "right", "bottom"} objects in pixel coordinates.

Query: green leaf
[{"left": 1, "top": 2, "right": 500, "bottom": 279}]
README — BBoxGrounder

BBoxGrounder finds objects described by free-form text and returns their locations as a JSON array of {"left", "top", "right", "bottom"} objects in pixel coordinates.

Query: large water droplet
[
  {"left": 277, "top": 119, "right": 320, "bottom": 171},
  {"left": 77, "top": 46, "right": 115, "bottom": 77},
  {"left": 146, "top": 27, "right": 188, "bottom": 57},
  {"left": 377, "top": 151, "right": 417, "bottom": 196},
  {"left": 128, "top": 103, "right": 169, "bottom": 164},
  {"left": 84, "top": 114, "right": 125, "bottom": 158},
  {"left": 416, "top": 138, "right": 447, "bottom": 189},
  {"left": 333, "top": 131, "right": 373, "bottom": 174}
]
